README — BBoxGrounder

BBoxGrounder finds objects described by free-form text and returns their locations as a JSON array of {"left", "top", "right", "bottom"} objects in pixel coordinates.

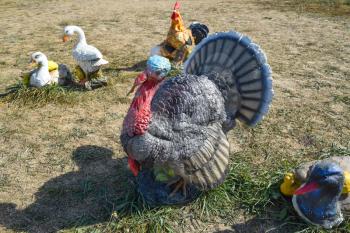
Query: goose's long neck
[
  {"left": 74, "top": 26, "right": 87, "bottom": 45},
  {"left": 38, "top": 59, "right": 49, "bottom": 71}
]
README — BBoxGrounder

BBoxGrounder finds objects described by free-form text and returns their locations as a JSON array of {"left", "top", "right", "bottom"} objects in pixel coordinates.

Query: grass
[
  {"left": 269, "top": 0, "right": 350, "bottom": 16},
  {"left": 0, "top": 0, "right": 349, "bottom": 232},
  {"left": 0, "top": 83, "right": 80, "bottom": 107},
  {"left": 71, "top": 145, "right": 350, "bottom": 233}
]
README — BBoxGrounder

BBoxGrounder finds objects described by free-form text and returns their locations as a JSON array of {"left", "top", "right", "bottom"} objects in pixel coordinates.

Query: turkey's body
[
  {"left": 121, "top": 31, "right": 273, "bottom": 195},
  {"left": 121, "top": 74, "right": 230, "bottom": 190}
]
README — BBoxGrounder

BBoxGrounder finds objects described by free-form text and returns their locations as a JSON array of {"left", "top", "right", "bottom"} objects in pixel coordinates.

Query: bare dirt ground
[{"left": 0, "top": 0, "right": 349, "bottom": 232}]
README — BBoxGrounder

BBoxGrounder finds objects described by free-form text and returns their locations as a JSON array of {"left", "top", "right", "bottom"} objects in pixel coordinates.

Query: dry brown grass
[
  {"left": 0, "top": 0, "right": 349, "bottom": 232},
  {"left": 268, "top": 0, "right": 350, "bottom": 16}
]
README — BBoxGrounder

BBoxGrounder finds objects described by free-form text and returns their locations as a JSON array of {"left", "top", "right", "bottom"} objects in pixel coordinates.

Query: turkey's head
[{"left": 128, "top": 55, "right": 171, "bottom": 96}]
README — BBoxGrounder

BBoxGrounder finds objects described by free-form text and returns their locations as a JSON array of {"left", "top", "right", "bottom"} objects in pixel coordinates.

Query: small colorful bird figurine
[
  {"left": 281, "top": 156, "right": 350, "bottom": 229},
  {"left": 63, "top": 25, "right": 108, "bottom": 90},
  {"left": 22, "top": 52, "right": 71, "bottom": 88},
  {"left": 151, "top": 2, "right": 209, "bottom": 64}
]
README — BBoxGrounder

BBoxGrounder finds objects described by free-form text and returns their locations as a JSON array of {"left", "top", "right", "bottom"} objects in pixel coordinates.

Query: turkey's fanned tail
[{"left": 184, "top": 31, "right": 273, "bottom": 127}]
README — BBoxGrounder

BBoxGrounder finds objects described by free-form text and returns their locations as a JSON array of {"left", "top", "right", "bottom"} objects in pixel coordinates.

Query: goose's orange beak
[
  {"left": 63, "top": 35, "right": 69, "bottom": 42},
  {"left": 294, "top": 182, "right": 319, "bottom": 195}
]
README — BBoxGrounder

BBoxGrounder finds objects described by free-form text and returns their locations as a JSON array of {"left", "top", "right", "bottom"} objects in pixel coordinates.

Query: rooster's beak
[
  {"left": 63, "top": 35, "right": 69, "bottom": 42},
  {"left": 294, "top": 181, "right": 319, "bottom": 195}
]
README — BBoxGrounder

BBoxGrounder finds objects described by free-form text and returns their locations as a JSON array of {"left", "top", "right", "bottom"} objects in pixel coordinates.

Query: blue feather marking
[
  {"left": 249, "top": 64, "right": 273, "bottom": 125},
  {"left": 297, "top": 189, "right": 338, "bottom": 221}
]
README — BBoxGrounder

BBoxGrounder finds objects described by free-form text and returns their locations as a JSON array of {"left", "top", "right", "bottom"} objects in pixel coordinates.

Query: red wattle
[
  {"left": 128, "top": 157, "right": 140, "bottom": 176},
  {"left": 123, "top": 74, "right": 163, "bottom": 176},
  {"left": 171, "top": 11, "right": 179, "bottom": 21},
  {"left": 134, "top": 72, "right": 147, "bottom": 86},
  {"left": 122, "top": 77, "right": 163, "bottom": 137}
]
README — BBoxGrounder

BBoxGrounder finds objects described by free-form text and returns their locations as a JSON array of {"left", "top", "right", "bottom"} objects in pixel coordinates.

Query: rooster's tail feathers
[
  {"left": 184, "top": 31, "right": 273, "bottom": 127},
  {"left": 189, "top": 22, "right": 209, "bottom": 45}
]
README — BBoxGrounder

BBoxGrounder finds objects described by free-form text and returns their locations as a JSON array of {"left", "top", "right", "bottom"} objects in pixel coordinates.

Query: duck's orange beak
[
  {"left": 62, "top": 35, "right": 69, "bottom": 42},
  {"left": 294, "top": 182, "right": 319, "bottom": 195}
]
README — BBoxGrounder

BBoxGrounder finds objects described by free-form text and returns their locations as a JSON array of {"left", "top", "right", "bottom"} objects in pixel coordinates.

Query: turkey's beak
[
  {"left": 294, "top": 182, "right": 319, "bottom": 195},
  {"left": 127, "top": 71, "right": 147, "bottom": 96},
  {"left": 126, "top": 84, "right": 137, "bottom": 96},
  {"left": 63, "top": 35, "right": 70, "bottom": 42}
]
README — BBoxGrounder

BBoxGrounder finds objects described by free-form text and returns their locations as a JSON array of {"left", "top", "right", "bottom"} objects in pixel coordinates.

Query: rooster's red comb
[{"left": 173, "top": 1, "right": 180, "bottom": 10}]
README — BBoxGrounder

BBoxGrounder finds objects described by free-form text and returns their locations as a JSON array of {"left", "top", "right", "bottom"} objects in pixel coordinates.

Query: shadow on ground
[
  {"left": 213, "top": 216, "right": 307, "bottom": 233},
  {"left": 112, "top": 60, "right": 147, "bottom": 72},
  {"left": 0, "top": 145, "right": 132, "bottom": 233}
]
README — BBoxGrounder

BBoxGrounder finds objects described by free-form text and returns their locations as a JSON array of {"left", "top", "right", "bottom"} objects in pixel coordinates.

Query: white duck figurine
[
  {"left": 63, "top": 25, "right": 108, "bottom": 82},
  {"left": 28, "top": 52, "right": 55, "bottom": 87}
]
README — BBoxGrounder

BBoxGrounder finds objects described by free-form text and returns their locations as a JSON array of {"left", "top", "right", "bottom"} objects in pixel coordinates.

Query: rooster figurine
[
  {"left": 121, "top": 31, "right": 273, "bottom": 206},
  {"left": 281, "top": 156, "right": 350, "bottom": 229},
  {"left": 151, "top": 1, "right": 209, "bottom": 64}
]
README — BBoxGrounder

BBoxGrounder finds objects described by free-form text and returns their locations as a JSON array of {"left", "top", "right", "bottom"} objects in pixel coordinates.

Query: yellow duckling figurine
[
  {"left": 343, "top": 171, "right": 350, "bottom": 194},
  {"left": 280, "top": 172, "right": 301, "bottom": 196}
]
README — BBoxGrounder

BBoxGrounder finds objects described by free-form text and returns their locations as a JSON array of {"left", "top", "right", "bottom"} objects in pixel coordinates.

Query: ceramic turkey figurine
[
  {"left": 22, "top": 52, "right": 72, "bottom": 88},
  {"left": 151, "top": 1, "right": 209, "bottom": 64},
  {"left": 281, "top": 156, "right": 350, "bottom": 229},
  {"left": 63, "top": 25, "right": 108, "bottom": 90},
  {"left": 121, "top": 31, "right": 273, "bottom": 206}
]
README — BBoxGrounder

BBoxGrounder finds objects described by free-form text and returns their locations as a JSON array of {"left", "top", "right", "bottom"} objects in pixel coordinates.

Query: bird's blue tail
[{"left": 184, "top": 31, "right": 273, "bottom": 127}]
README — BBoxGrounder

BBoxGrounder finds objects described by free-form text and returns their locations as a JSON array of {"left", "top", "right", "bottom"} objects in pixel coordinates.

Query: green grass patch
[
  {"left": 72, "top": 145, "right": 350, "bottom": 232},
  {"left": 0, "top": 83, "right": 80, "bottom": 107},
  {"left": 0, "top": 174, "right": 10, "bottom": 190}
]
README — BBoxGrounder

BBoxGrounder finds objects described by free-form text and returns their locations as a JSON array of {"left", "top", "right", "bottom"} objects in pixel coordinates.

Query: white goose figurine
[
  {"left": 63, "top": 25, "right": 108, "bottom": 82},
  {"left": 29, "top": 52, "right": 55, "bottom": 87}
]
